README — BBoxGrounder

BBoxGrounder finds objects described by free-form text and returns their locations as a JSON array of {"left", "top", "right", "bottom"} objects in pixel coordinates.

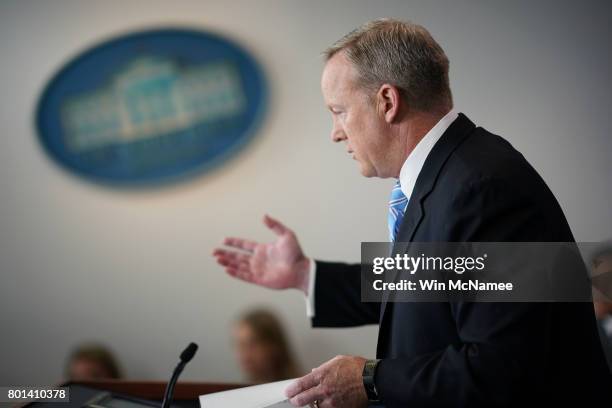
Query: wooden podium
[
  {"left": 22, "top": 380, "right": 247, "bottom": 408},
  {"left": 78, "top": 379, "right": 246, "bottom": 400}
]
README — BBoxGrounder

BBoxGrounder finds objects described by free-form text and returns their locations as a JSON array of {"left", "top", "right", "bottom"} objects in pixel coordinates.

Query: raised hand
[{"left": 212, "top": 214, "right": 311, "bottom": 294}]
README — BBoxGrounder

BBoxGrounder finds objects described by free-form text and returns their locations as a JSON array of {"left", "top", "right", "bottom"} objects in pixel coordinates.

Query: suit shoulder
[
  {"left": 448, "top": 126, "right": 533, "bottom": 184},
  {"left": 431, "top": 126, "right": 574, "bottom": 240}
]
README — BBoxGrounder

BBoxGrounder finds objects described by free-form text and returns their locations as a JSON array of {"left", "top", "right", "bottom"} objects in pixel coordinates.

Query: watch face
[
  {"left": 364, "top": 359, "right": 380, "bottom": 377},
  {"left": 363, "top": 360, "right": 381, "bottom": 401}
]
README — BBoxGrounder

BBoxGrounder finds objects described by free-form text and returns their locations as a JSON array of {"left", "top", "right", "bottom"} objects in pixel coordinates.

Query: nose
[{"left": 331, "top": 127, "right": 347, "bottom": 143}]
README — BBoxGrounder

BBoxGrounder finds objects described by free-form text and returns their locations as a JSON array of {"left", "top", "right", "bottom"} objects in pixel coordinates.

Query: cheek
[
  {"left": 346, "top": 113, "right": 377, "bottom": 151},
  {"left": 344, "top": 115, "right": 363, "bottom": 144}
]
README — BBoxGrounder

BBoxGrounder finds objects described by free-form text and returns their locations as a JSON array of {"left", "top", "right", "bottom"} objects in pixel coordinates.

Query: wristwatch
[{"left": 362, "top": 359, "right": 381, "bottom": 403}]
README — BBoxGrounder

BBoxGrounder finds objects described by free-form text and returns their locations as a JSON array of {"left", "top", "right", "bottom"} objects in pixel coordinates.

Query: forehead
[
  {"left": 321, "top": 52, "right": 361, "bottom": 103},
  {"left": 235, "top": 322, "right": 254, "bottom": 337}
]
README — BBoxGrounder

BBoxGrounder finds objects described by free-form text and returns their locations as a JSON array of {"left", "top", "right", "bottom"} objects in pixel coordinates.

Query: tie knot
[{"left": 388, "top": 180, "right": 408, "bottom": 241}]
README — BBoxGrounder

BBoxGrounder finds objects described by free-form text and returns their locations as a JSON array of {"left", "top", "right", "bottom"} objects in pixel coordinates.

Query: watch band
[{"left": 362, "top": 359, "right": 381, "bottom": 402}]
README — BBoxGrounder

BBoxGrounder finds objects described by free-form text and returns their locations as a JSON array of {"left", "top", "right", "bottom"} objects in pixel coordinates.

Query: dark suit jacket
[{"left": 312, "top": 114, "right": 612, "bottom": 406}]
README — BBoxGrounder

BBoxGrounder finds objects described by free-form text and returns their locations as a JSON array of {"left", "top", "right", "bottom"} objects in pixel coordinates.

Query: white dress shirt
[{"left": 305, "top": 109, "right": 459, "bottom": 317}]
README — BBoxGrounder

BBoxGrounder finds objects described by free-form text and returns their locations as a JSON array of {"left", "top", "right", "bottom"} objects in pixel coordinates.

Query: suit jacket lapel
[
  {"left": 377, "top": 113, "right": 476, "bottom": 356},
  {"left": 396, "top": 113, "right": 476, "bottom": 243}
]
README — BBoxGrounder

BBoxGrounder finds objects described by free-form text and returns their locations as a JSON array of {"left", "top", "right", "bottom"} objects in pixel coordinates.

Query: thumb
[{"left": 263, "top": 214, "right": 289, "bottom": 236}]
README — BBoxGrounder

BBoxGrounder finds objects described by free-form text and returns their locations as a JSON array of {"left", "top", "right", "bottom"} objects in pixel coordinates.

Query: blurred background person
[
  {"left": 65, "top": 343, "right": 122, "bottom": 381},
  {"left": 592, "top": 243, "right": 612, "bottom": 372},
  {"left": 233, "top": 308, "right": 301, "bottom": 384}
]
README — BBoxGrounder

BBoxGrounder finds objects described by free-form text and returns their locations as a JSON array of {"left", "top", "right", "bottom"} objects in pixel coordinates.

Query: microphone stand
[{"left": 161, "top": 343, "right": 198, "bottom": 408}]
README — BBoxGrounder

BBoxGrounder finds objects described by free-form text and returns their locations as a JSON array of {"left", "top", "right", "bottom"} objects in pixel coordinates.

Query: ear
[{"left": 376, "top": 84, "right": 402, "bottom": 123}]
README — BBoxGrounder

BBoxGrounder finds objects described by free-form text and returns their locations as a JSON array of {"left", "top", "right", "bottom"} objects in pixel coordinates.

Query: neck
[{"left": 393, "top": 108, "right": 451, "bottom": 177}]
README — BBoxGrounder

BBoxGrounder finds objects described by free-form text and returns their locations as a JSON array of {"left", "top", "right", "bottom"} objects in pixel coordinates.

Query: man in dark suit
[{"left": 213, "top": 19, "right": 611, "bottom": 406}]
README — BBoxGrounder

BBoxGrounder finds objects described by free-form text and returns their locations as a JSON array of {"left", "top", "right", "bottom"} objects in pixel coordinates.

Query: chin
[{"left": 358, "top": 164, "right": 376, "bottom": 178}]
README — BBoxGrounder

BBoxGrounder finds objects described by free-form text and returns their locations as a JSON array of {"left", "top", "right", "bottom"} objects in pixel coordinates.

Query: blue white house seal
[{"left": 35, "top": 28, "right": 267, "bottom": 185}]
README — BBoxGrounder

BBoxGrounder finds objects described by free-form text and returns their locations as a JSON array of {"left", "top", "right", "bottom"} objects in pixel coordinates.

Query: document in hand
[{"left": 199, "top": 379, "right": 305, "bottom": 408}]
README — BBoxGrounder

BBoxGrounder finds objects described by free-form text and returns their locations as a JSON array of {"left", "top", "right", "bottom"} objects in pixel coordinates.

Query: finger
[
  {"left": 213, "top": 250, "right": 251, "bottom": 264},
  {"left": 223, "top": 237, "right": 258, "bottom": 252},
  {"left": 263, "top": 214, "right": 289, "bottom": 236},
  {"left": 216, "top": 256, "right": 250, "bottom": 271},
  {"left": 215, "top": 254, "right": 251, "bottom": 272},
  {"left": 212, "top": 247, "right": 235, "bottom": 256},
  {"left": 285, "top": 371, "right": 320, "bottom": 399},
  {"left": 289, "top": 386, "right": 324, "bottom": 407},
  {"left": 212, "top": 249, "right": 247, "bottom": 263}
]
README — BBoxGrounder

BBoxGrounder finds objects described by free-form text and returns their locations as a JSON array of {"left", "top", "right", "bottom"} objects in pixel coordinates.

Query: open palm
[{"left": 213, "top": 215, "right": 311, "bottom": 293}]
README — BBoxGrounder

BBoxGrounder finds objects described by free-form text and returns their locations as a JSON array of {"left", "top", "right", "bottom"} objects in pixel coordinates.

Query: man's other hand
[
  {"left": 285, "top": 355, "right": 368, "bottom": 408},
  {"left": 213, "top": 214, "right": 311, "bottom": 294}
]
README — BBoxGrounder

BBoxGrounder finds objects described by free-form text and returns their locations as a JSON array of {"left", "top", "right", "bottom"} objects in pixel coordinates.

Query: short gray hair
[{"left": 324, "top": 19, "right": 452, "bottom": 112}]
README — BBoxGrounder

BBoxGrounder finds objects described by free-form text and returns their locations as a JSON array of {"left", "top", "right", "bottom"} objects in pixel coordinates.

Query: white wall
[{"left": 1, "top": 0, "right": 610, "bottom": 384}]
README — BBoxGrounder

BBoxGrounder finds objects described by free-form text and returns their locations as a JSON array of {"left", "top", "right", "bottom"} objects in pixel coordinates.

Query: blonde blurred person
[
  {"left": 233, "top": 309, "right": 301, "bottom": 384},
  {"left": 65, "top": 343, "right": 122, "bottom": 381}
]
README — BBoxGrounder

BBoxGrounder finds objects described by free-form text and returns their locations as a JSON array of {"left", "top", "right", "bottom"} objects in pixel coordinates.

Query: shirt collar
[{"left": 398, "top": 109, "right": 459, "bottom": 200}]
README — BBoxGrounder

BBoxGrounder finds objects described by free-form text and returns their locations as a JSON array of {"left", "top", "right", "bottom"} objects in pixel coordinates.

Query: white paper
[{"left": 199, "top": 379, "right": 305, "bottom": 408}]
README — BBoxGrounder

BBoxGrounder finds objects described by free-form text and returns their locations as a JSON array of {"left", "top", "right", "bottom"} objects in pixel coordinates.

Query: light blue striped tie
[{"left": 388, "top": 180, "right": 409, "bottom": 242}]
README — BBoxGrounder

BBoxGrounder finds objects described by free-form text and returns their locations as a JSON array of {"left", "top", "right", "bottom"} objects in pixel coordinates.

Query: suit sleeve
[
  {"left": 311, "top": 261, "right": 381, "bottom": 327},
  {"left": 375, "top": 177, "right": 564, "bottom": 407}
]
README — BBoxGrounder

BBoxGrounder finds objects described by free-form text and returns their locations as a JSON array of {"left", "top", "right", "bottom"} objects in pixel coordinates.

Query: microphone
[{"left": 161, "top": 342, "right": 199, "bottom": 408}]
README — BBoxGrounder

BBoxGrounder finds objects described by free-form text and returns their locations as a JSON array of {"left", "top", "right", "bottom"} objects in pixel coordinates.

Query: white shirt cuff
[{"left": 305, "top": 259, "right": 316, "bottom": 318}]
